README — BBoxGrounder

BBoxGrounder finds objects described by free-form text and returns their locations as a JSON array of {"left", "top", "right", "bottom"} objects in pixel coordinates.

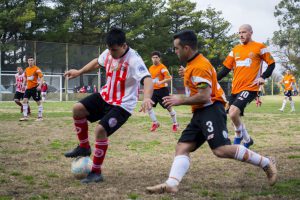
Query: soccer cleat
[
  {"left": 290, "top": 109, "right": 295, "bottom": 113},
  {"left": 64, "top": 145, "right": 91, "bottom": 158},
  {"left": 172, "top": 123, "right": 179, "bottom": 132},
  {"left": 150, "top": 122, "right": 160, "bottom": 132},
  {"left": 35, "top": 117, "right": 43, "bottom": 121},
  {"left": 19, "top": 117, "right": 29, "bottom": 121},
  {"left": 278, "top": 108, "right": 284, "bottom": 112},
  {"left": 146, "top": 183, "right": 179, "bottom": 194},
  {"left": 263, "top": 157, "right": 277, "bottom": 186},
  {"left": 243, "top": 137, "right": 254, "bottom": 148},
  {"left": 81, "top": 172, "right": 103, "bottom": 184},
  {"left": 233, "top": 136, "right": 243, "bottom": 144}
]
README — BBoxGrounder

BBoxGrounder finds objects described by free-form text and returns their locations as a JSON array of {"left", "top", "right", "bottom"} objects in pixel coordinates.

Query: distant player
[
  {"left": 279, "top": 70, "right": 296, "bottom": 112},
  {"left": 41, "top": 81, "right": 48, "bottom": 102},
  {"left": 146, "top": 30, "right": 277, "bottom": 194},
  {"left": 14, "top": 67, "right": 30, "bottom": 114},
  {"left": 64, "top": 28, "right": 154, "bottom": 183},
  {"left": 218, "top": 24, "right": 275, "bottom": 148},
  {"left": 20, "top": 56, "right": 44, "bottom": 121},
  {"left": 148, "top": 51, "right": 179, "bottom": 132}
]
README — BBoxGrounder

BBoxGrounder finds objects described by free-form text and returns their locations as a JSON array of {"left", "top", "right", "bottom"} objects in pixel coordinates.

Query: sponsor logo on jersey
[{"left": 207, "top": 134, "right": 214, "bottom": 140}]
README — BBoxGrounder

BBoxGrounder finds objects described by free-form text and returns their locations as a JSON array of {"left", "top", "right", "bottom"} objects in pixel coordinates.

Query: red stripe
[
  {"left": 119, "top": 61, "right": 129, "bottom": 103},
  {"left": 104, "top": 58, "right": 114, "bottom": 102}
]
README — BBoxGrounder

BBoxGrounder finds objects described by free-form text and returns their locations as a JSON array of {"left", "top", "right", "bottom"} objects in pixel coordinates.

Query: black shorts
[
  {"left": 284, "top": 90, "right": 292, "bottom": 97},
  {"left": 79, "top": 93, "right": 131, "bottom": 136},
  {"left": 151, "top": 87, "right": 170, "bottom": 109},
  {"left": 228, "top": 91, "right": 257, "bottom": 116},
  {"left": 24, "top": 87, "right": 41, "bottom": 101},
  {"left": 14, "top": 91, "right": 24, "bottom": 100},
  {"left": 178, "top": 102, "right": 231, "bottom": 150}
]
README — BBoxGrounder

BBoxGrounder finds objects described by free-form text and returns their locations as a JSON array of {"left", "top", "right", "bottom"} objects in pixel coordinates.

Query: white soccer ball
[{"left": 71, "top": 156, "right": 92, "bottom": 179}]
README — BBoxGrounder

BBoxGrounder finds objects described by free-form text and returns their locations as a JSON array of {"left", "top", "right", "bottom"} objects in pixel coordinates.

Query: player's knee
[
  {"left": 72, "top": 103, "right": 88, "bottom": 118},
  {"left": 175, "top": 142, "right": 194, "bottom": 156},
  {"left": 95, "top": 125, "right": 107, "bottom": 139},
  {"left": 212, "top": 147, "right": 227, "bottom": 158},
  {"left": 228, "top": 108, "right": 238, "bottom": 119}
]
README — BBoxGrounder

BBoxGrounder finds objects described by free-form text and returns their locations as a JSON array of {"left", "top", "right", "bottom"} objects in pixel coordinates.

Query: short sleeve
[
  {"left": 190, "top": 67, "right": 212, "bottom": 87},
  {"left": 161, "top": 67, "right": 171, "bottom": 79},
  {"left": 98, "top": 49, "right": 109, "bottom": 67},
  {"left": 36, "top": 67, "right": 43, "bottom": 78},
  {"left": 131, "top": 57, "right": 150, "bottom": 82},
  {"left": 260, "top": 44, "right": 275, "bottom": 66},
  {"left": 223, "top": 51, "right": 235, "bottom": 70}
]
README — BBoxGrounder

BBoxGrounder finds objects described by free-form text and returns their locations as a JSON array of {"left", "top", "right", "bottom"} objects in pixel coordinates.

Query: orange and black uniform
[
  {"left": 24, "top": 65, "right": 43, "bottom": 101},
  {"left": 149, "top": 63, "right": 172, "bottom": 109},
  {"left": 280, "top": 74, "right": 296, "bottom": 97},
  {"left": 179, "top": 53, "right": 230, "bottom": 150},
  {"left": 222, "top": 41, "right": 275, "bottom": 114}
]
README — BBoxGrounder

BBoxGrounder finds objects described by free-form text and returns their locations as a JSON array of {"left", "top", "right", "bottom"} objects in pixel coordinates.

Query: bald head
[{"left": 239, "top": 24, "right": 253, "bottom": 44}]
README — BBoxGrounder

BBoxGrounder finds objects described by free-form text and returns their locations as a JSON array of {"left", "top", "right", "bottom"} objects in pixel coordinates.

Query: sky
[{"left": 194, "top": 0, "right": 281, "bottom": 43}]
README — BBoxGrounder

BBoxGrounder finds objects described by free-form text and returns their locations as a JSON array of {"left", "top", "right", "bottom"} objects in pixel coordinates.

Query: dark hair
[
  {"left": 106, "top": 27, "right": 126, "bottom": 47},
  {"left": 151, "top": 51, "right": 161, "bottom": 58},
  {"left": 26, "top": 55, "right": 34, "bottom": 60},
  {"left": 173, "top": 30, "right": 197, "bottom": 50}
]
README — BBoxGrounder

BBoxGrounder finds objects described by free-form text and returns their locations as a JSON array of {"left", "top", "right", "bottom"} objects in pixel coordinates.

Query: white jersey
[
  {"left": 98, "top": 48, "right": 150, "bottom": 113},
  {"left": 15, "top": 73, "right": 25, "bottom": 93}
]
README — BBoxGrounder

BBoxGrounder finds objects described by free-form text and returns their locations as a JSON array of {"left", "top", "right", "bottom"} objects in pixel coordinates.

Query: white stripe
[
  {"left": 109, "top": 71, "right": 117, "bottom": 101},
  {"left": 191, "top": 76, "right": 212, "bottom": 86},
  {"left": 260, "top": 47, "right": 269, "bottom": 55},
  {"left": 161, "top": 69, "right": 167, "bottom": 73},
  {"left": 95, "top": 141, "right": 108, "bottom": 145},
  {"left": 229, "top": 51, "right": 233, "bottom": 57},
  {"left": 79, "top": 138, "right": 89, "bottom": 143},
  {"left": 92, "top": 164, "right": 101, "bottom": 169},
  {"left": 74, "top": 118, "right": 87, "bottom": 124}
]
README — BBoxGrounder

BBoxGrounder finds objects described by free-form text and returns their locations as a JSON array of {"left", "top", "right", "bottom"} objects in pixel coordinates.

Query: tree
[{"left": 272, "top": 0, "right": 300, "bottom": 78}]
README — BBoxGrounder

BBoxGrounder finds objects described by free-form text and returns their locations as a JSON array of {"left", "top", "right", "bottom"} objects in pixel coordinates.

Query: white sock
[
  {"left": 234, "top": 124, "right": 243, "bottom": 138},
  {"left": 38, "top": 105, "right": 43, "bottom": 118},
  {"left": 23, "top": 104, "right": 28, "bottom": 117},
  {"left": 166, "top": 155, "right": 190, "bottom": 187},
  {"left": 290, "top": 100, "right": 295, "bottom": 111},
  {"left": 241, "top": 124, "right": 251, "bottom": 143},
  {"left": 281, "top": 99, "right": 287, "bottom": 110},
  {"left": 148, "top": 108, "right": 157, "bottom": 123},
  {"left": 234, "top": 145, "right": 270, "bottom": 168},
  {"left": 169, "top": 109, "right": 177, "bottom": 124}
]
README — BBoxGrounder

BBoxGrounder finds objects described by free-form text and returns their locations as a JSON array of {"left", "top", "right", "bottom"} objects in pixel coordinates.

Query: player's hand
[
  {"left": 252, "top": 77, "right": 265, "bottom": 86},
  {"left": 64, "top": 69, "right": 81, "bottom": 80},
  {"left": 139, "top": 98, "right": 154, "bottom": 113},
  {"left": 156, "top": 81, "right": 162, "bottom": 85},
  {"left": 178, "top": 66, "right": 185, "bottom": 78},
  {"left": 162, "top": 95, "right": 183, "bottom": 109}
]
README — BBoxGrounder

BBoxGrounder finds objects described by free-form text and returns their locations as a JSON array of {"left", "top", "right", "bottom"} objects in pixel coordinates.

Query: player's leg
[
  {"left": 228, "top": 91, "right": 256, "bottom": 148},
  {"left": 81, "top": 105, "right": 131, "bottom": 183},
  {"left": 212, "top": 145, "right": 277, "bottom": 186},
  {"left": 147, "top": 112, "right": 205, "bottom": 193},
  {"left": 205, "top": 102, "right": 277, "bottom": 186},
  {"left": 148, "top": 90, "right": 159, "bottom": 131},
  {"left": 20, "top": 89, "right": 31, "bottom": 121},
  {"left": 288, "top": 95, "right": 295, "bottom": 112},
  {"left": 14, "top": 92, "right": 23, "bottom": 113},
  {"left": 33, "top": 89, "right": 43, "bottom": 121},
  {"left": 279, "top": 94, "right": 288, "bottom": 111},
  {"left": 159, "top": 87, "right": 178, "bottom": 132},
  {"left": 41, "top": 92, "right": 46, "bottom": 102},
  {"left": 64, "top": 93, "right": 104, "bottom": 158}
]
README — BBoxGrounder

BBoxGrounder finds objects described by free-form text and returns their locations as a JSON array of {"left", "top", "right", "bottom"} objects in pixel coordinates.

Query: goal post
[{"left": 0, "top": 73, "right": 62, "bottom": 101}]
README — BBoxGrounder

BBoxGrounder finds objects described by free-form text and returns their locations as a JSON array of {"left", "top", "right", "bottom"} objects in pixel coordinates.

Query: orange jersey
[
  {"left": 24, "top": 66, "right": 43, "bottom": 89},
  {"left": 281, "top": 74, "right": 296, "bottom": 91},
  {"left": 149, "top": 63, "right": 172, "bottom": 89},
  {"left": 223, "top": 41, "right": 275, "bottom": 94},
  {"left": 184, "top": 54, "right": 227, "bottom": 112}
]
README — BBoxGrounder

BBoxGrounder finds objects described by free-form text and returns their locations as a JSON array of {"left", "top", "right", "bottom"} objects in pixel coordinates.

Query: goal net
[{"left": 0, "top": 74, "right": 62, "bottom": 101}]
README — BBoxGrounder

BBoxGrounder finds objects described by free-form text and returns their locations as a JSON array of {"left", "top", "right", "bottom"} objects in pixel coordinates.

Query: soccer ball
[{"left": 71, "top": 156, "right": 92, "bottom": 179}]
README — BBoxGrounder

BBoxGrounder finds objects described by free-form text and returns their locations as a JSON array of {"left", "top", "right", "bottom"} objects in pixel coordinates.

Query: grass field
[{"left": 0, "top": 95, "right": 299, "bottom": 200}]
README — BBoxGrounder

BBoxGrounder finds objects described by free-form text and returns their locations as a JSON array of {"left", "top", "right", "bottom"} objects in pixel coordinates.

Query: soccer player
[
  {"left": 279, "top": 70, "right": 297, "bottom": 112},
  {"left": 217, "top": 24, "right": 275, "bottom": 148},
  {"left": 148, "top": 51, "right": 179, "bottom": 132},
  {"left": 41, "top": 81, "right": 48, "bottom": 102},
  {"left": 14, "top": 67, "right": 30, "bottom": 114},
  {"left": 146, "top": 30, "right": 277, "bottom": 194},
  {"left": 20, "top": 56, "right": 44, "bottom": 121},
  {"left": 64, "top": 28, "right": 154, "bottom": 183}
]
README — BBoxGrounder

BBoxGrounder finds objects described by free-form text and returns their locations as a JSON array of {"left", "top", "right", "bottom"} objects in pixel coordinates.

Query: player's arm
[
  {"left": 64, "top": 58, "right": 99, "bottom": 79},
  {"left": 140, "top": 76, "right": 154, "bottom": 112},
  {"left": 162, "top": 83, "right": 211, "bottom": 108},
  {"left": 261, "top": 63, "right": 275, "bottom": 79},
  {"left": 217, "top": 66, "right": 231, "bottom": 81}
]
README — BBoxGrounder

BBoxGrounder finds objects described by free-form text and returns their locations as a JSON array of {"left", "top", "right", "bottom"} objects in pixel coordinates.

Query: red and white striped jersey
[
  {"left": 98, "top": 48, "right": 150, "bottom": 113},
  {"left": 15, "top": 73, "right": 25, "bottom": 93}
]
